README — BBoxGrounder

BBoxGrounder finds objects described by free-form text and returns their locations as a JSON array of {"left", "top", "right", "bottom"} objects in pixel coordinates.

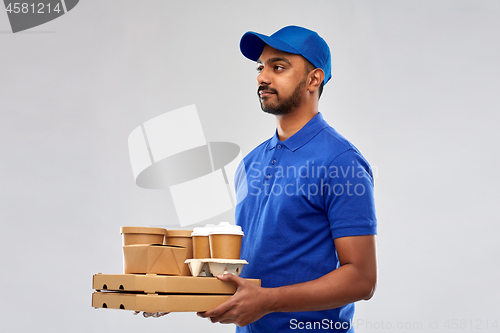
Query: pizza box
[
  {"left": 92, "top": 292, "right": 231, "bottom": 312},
  {"left": 93, "top": 273, "right": 260, "bottom": 294}
]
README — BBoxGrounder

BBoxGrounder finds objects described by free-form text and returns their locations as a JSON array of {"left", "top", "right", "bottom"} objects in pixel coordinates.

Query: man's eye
[
  {"left": 275, "top": 66, "right": 284, "bottom": 71},
  {"left": 256, "top": 66, "right": 263, "bottom": 72}
]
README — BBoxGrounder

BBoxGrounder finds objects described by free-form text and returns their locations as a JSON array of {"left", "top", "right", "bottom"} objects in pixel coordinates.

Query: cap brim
[{"left": 240, "top": 31, "right": 300, "bottom": 62}]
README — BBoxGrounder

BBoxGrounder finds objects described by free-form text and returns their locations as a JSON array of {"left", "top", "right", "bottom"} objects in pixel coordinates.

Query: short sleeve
[{"left": 323, "top": 149, "right": 377, "bottom": 239}]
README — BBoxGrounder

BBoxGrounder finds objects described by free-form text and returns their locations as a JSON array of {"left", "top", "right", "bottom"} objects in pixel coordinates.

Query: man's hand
[{"left": 197, "top": 274, "right": 273, "bottom": 327}]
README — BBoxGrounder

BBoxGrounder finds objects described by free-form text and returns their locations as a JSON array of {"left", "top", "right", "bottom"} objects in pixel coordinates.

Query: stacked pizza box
[{"left": 92, "top": 225, "right": 259, "bottom": 313}]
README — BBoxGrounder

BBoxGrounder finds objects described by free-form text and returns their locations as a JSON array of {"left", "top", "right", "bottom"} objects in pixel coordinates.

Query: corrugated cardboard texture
[
  {"left": 93, "top": 274, "right": 261, "bottom": 294},
  {"left": 92, "top": 292, "right": 231, "bottom": 312}
]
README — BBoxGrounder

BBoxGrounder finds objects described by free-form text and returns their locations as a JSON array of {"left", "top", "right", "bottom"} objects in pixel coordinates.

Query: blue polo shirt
[{"left": 234, "top": 112, "right": 377, "bottom": 332}]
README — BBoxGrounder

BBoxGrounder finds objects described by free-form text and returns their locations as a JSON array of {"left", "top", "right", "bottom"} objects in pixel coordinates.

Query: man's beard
[{"left": 258, "top": 77, "right": 306, "bottom": 115}]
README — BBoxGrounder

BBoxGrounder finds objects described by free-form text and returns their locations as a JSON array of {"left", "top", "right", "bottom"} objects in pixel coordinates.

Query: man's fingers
[
  {"left": 197, "top": 275, "right": 253, "bottom": 324},
  {"left": 217, "top": 273, "right": 245, "bottom": 288},
  {"left": 208, "top": 312, "right": 237, "bottom": 324},
  {"left": 198, "top": 297, "right": 234, "bottom": 318},
  {"left": 197, "top": 274, "right": 241, "bottom": 319},
  {"left": 197, "top": 305, "right": 227, "bottom": 318}
]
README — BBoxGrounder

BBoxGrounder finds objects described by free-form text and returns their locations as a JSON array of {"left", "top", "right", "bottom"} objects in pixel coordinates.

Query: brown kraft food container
[
  {"left": 120, "top": 226, "right": 166, "bottom": 246},
  {"left": 165, "top": 229, "right": 193, "bottom": 275}
]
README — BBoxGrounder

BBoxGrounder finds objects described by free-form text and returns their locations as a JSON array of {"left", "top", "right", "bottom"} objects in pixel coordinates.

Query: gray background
[{"left": 1, "top": 0, "right": 499, "bottom": 332}]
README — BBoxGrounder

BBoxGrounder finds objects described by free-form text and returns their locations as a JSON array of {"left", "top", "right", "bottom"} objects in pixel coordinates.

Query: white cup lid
[
  {"left": 191, "top": 224, "right": 216, "bottom": 236},
  {"left": 208, "top": 222, "right": 244, "bottom": 236}
]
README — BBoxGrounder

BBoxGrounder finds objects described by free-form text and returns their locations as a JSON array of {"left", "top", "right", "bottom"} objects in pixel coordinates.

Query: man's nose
[{"left": 257, "top": 68, "right": 271, "bottom": 85}]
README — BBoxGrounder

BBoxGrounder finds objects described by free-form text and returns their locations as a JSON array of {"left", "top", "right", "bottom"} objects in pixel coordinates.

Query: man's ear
[{"left": 308, "top": 68, "right": 325, "bottom": 94}]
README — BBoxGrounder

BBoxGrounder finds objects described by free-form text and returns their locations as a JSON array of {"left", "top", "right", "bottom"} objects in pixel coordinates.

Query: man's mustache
[{"left": 258, "top": 85, "right": 278, "bottom": 95}]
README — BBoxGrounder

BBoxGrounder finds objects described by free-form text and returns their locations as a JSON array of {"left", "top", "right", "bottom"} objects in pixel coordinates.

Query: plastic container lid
[
  {"left": 191, "top": 224, "right": 215, "bottom": 237},
  {"left": 208, "top": 222, "right": 244, "bottom": 236},
  {"left": 120, "top": 226, "right": 166, "bottom": 235},
  {"left": 165, "top": 229, "right": 193, "bottom": 237}
]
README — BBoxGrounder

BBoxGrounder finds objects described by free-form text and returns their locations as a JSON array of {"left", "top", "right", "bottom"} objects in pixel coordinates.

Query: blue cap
[{"left": 240, "top": 25, "right": 332, "bottom": 84}]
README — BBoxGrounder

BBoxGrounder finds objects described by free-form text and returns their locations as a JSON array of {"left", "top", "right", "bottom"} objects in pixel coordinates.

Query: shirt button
[
  {"left": 266, "top": 174, "right": 271, "bottom": 180},
  {"left": 277, "top": 144, "right": 282, "bottom": 149},
  {"left": 271, "top": 159, "right": 276, "bottom": 165}
]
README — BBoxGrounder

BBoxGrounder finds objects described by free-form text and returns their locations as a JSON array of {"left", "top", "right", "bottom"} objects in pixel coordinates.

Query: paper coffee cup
[
  {"left": 191, "top": 224, "right": 214, "bottom": 259},
  {"left": 209, "top": 222, "right": 244, "bottom": 259},
  {"left": 120, "top": 226, "right": 166, "bottom": 246}
]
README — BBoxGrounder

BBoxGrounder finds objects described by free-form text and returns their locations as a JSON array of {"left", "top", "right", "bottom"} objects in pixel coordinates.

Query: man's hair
[{"left": 305, "top": 60, "right": 324, "bottom": 99}]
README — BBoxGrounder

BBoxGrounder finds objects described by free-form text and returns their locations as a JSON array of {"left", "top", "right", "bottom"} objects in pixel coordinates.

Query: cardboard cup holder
[{"left": 185, "top": 259, "right": 248, "bottom": 277}]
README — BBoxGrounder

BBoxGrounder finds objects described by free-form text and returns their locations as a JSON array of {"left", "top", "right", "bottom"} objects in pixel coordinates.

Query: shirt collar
[{"left": 268, "top": 112, "right": 330, "bottom": 152}]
